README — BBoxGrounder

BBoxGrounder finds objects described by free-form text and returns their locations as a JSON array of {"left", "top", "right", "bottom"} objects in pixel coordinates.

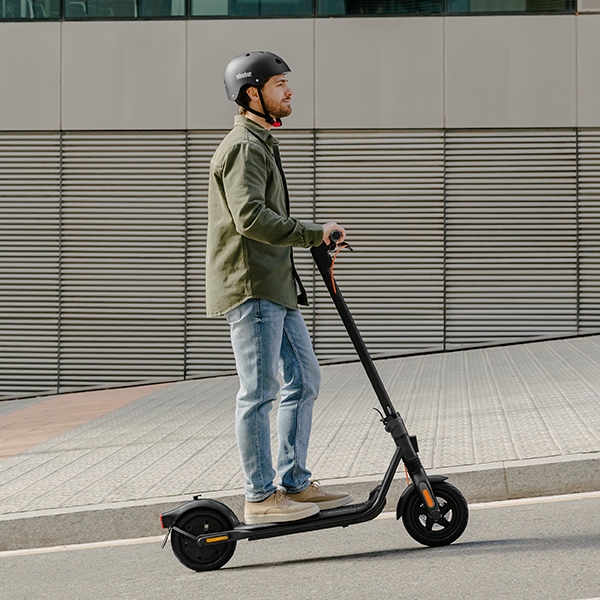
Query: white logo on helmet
[{"left": 236, "top": 71, "right": 252, "bottom": 80}]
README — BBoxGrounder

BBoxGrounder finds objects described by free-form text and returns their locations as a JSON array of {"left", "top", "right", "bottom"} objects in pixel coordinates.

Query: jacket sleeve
[{"left": 220, "top": 141, "right": 323, "bottom": 248}]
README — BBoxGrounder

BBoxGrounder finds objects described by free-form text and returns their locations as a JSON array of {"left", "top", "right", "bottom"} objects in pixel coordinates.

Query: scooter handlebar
[
  {"left": 330, "top": 229, "right": 342, "bottom": 243},
  {"left": 327, "top": 229, "right": 344, "bottom": 251}
]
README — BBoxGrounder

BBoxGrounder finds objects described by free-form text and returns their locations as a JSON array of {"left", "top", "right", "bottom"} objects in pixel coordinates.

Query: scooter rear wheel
[
  {"left": 171, "top": 508, "right": 237, "bottom": 571},
  {"left": 401, "top": 480, "right": 468, "bottom": 547}
]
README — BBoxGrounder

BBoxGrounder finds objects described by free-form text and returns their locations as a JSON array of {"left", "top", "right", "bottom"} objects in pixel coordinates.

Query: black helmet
[{"left": 224, "top": 51, "right": 291, "bottom": 127}]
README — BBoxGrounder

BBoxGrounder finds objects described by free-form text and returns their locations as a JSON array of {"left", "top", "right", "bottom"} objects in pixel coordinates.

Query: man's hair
[{"left": 236, "top": 86, "right": 254, "bottom": 114}]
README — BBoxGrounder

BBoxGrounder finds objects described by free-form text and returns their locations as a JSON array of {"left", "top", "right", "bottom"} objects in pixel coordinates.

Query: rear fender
[{"left": 160, "top": 498, "right": 239, "bottom": 530}]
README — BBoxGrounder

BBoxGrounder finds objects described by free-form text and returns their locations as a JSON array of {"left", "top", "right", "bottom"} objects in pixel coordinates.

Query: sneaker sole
[
  {"left": 313, "top": 495, "right": 354, "bottom": 510},
  {"left": 244, "top": 503, "right": 320, "bottom": 525}
]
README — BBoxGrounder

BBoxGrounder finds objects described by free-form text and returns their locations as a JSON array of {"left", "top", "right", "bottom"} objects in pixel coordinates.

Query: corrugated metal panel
[
  {"left": 314, "top": 130, "right": 445, "bottom": 360},
  {"left": 579, "top": 129, "right": 600, "bottom": 332},
  {"left": 445, "top": 130, "right": 578, "bottom": 347},
  {"left": 59, "top": 132, "right": 186, "bottom": 390},
  {"left": 275, "top": 129, "right": 316, "bottom": 339},
  {"left": 0, "top": 133, "right": 60, "bottom": 399},
  {"left": 186, "top": 129, "right": 316, "bottom": 378},
  {"left": 186, "top": 130, "right": 233, "bottom": 378},
  {"left": 1, "top": 127, "right": 598, "bottom": 400}
]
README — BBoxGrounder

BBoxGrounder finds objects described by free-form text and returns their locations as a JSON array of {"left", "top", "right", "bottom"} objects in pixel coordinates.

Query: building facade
[{"left": 1, "top": 2, "right": 600, "bottom": 399}]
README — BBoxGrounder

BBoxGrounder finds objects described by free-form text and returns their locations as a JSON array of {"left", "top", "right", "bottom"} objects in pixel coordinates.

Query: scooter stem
[
  {"left": 310, "top": 242, "right": 442, "bottom": 522},
  {"left": 311, "top": 243, "right": 398, "bottom": 418}
]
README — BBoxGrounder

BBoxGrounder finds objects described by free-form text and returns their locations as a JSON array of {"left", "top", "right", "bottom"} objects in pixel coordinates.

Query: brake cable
[{"left": 330, "top": 241, "right": 353, "bottom": 294}]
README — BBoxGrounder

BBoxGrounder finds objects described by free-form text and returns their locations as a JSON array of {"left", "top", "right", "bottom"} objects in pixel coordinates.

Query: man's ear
[{"left": 246, "top": 86, "right": 260, "bottom": 103}]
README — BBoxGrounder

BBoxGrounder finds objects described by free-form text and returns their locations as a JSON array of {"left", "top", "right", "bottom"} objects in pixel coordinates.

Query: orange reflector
[
  {"left": 422, "top": 489, "right": 435, "bottom": 508},
  {"left": 206, "top": 536, "right": 229, "bottom": 544}
]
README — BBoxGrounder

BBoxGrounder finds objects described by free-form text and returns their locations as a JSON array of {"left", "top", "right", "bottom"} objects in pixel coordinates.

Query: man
[{"left": 206, "top": 51, "right": 353, "bottom": 524}]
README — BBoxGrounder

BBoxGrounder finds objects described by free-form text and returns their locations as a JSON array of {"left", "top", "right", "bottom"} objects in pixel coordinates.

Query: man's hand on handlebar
[{"left": 322, "top": 222, "right": 346, "bottom": 247}]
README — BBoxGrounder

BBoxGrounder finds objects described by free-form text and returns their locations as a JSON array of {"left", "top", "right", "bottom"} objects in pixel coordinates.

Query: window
[
  {"left": 1, "top": 0, "right": 60, "bottom": 18},
  {"left": 0, "top": 0, "right": 577, "bottom": 20},
  {"left": 190, "top": 0, "right": 312, "bottom": 17},
  {"left": 63, "top": 0, "right": 185, "bottom": 18},
  {"left": 318, "top": 0, "right": 442, "bottom": 15},
  {"left": 446, "top": 0, "right": 574, "bottom": 12}
]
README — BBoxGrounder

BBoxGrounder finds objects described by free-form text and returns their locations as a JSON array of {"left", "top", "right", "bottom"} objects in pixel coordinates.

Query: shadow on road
[{"left": 222, "top": 532, "right": 600, "bottom": 572}]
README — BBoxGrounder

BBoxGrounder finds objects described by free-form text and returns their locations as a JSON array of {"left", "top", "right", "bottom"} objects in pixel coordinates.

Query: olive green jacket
[{"left": 205, "top": 116, "right": 324, "bottom": 317}]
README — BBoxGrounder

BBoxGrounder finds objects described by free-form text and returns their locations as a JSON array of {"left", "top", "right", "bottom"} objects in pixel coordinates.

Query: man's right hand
[{"left": 322, "top": 222, "right": 346, "bottom": 247}]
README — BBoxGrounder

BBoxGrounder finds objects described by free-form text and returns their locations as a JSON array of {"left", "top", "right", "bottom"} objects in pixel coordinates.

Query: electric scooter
[{"left": 160, "top": 232, "right": 469, "bottom": 571}]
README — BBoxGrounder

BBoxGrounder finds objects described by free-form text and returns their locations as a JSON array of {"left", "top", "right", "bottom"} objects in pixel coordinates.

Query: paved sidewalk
[
  {"left": 1, "top": 335, "right": 600, "bottom": 550},
  {"left": 0, "top": 383, "right": 172, "bottom": 461}
]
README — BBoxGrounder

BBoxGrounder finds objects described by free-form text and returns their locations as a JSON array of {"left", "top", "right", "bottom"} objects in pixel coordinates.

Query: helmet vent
[{"left": 275, "top": 59, "right": 282, "bottom": 64}]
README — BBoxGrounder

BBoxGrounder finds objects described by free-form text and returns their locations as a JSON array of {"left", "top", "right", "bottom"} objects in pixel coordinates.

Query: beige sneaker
[
  {"left": 244, "top": 489, "right": 320, "bottom": 524},
  {"left": 288, "top": 482, "right": 354, "bottom": 510}
]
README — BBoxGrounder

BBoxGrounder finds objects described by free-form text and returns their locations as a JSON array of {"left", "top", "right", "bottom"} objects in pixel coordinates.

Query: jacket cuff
[{"left": 301, "top": 221, "right": 324, "bottom": 247}]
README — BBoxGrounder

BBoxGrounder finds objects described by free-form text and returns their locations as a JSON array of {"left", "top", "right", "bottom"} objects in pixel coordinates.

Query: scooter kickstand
[
  {"left": 161, "top": 527, "right": 172, "bottom": 549},
  {"left": 162, "top": 525, "right": 197, "bottom": 549}
]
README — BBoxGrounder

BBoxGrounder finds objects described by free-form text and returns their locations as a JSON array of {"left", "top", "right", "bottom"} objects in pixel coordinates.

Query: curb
[{"left": 1, "top": 452, "right": 599, "bottom": 552}]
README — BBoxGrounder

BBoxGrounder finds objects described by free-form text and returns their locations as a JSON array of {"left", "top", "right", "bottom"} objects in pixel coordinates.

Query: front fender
[
  {"left": 160, "top": 498, "right": 239, "bottom": 530},
  {"left": 396, "top": 475, "right": 448, "bottom": 520}
]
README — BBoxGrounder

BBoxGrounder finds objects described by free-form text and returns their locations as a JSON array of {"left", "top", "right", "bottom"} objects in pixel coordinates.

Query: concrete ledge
[
  {"left": 436, "top": 452, "right": 600, "bottom": 503},
  {"left": 1, "top": 452, "right": 599, "bottom": 552},
  {"left": 0, "top": 489, "right": 245, "bottom": 552}
]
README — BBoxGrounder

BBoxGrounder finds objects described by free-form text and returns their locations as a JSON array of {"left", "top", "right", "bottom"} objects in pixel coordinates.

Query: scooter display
[{"left": 160, "top": 232, "right": 469, "bottom": 571}]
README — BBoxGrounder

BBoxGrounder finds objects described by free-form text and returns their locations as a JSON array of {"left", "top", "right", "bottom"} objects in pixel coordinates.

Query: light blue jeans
[{"left": 225, "top": 298, "right": 321, "bottom": 502}]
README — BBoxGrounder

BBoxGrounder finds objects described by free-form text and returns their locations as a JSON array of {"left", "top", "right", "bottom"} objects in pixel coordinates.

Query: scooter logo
[{"left": 236, "top": 71, "right": 252, "bottom": 80}]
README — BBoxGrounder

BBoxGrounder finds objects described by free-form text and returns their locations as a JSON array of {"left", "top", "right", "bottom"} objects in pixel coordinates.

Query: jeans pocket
[{"left": 225, "top": 306, "right": 242, "bottom": 324}]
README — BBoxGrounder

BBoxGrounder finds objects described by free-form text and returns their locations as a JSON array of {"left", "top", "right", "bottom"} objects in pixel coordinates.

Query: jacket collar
[{"left": 234, "top": 115, "right": 276, "bottom": 147}]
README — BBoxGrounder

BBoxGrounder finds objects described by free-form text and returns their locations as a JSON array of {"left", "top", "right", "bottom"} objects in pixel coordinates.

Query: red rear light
[{"left": 160, "top": 514, "right": 164, "bottom": 529}]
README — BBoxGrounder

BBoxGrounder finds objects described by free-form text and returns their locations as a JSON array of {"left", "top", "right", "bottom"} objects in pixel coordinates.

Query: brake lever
[
  {"left": 328, "top": 241, "right": 353, "bottom": 252},
  {"left": 327, "top": 229, "right": 353, "bottom": 252}
]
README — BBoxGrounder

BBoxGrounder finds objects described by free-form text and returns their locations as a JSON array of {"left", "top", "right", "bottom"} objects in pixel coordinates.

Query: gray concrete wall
[
  {"left": 0, "top": 15, "right": 599, "bottom": 131},
  {"left": 444, "top": 16, "right": 577, "bottom": 128},
  {"left": 315, "top": 17, "right": 444, "bottom": 129},
  {"left": 62, "top": 21, "right": 187, "bottom": 130},
  {"left": 577, "top": 14, "right": 600, "bottom": 127},
  {"left": 579, "top": 0, "right": 600, "bottom": 11},
  {"left": 0, "top": 23, "right": 61, "bottom": 130}
]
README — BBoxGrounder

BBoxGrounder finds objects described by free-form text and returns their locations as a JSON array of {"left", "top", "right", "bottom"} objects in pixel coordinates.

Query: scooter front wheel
[
  {"left": 171, "top": 507, "right": 237, "bottom": 571},
  {"left": 401, "top": 480, "right": 468, "bottom": 547}
]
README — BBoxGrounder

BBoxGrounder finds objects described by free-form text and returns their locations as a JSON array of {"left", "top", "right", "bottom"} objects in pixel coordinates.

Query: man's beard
[{"left": 264, "top": 96, "right": 292, "bottom": 119}]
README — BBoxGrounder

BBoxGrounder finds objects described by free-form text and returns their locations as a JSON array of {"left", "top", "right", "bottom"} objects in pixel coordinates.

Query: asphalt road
[{"left": 3, "top": 492, "right": 600, "bottom": 600}]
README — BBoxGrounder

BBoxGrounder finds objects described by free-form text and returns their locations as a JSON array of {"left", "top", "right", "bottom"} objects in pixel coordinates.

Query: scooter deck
[{"left": 197, "top": 485, "right": 385, "bottom": 545}]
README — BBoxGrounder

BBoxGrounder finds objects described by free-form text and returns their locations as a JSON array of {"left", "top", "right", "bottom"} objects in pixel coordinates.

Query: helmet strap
[
  {"left": 243, "top": 105, "right": 271, "bottom": 122},
  {"left": 238, "top": 88, "right": 283, "bottom": 128},
  {"left": 257, "top": 88, "right": 282, "bottom": 128}
]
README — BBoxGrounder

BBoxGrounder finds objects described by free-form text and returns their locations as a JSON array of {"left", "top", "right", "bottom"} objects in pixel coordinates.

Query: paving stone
[{"left": 0, "top": 335, "right": 599, "bottom": 515}]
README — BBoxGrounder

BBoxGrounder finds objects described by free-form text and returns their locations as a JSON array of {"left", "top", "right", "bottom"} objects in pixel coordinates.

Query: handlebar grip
[{"left": 326, "top": 228, "right": 352, "bottom": 252}]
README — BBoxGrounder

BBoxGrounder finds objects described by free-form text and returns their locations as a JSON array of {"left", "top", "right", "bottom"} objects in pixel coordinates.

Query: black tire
[
  {"left": 401, "top": 481, "right": 469, "bottom": 547},
  {"left": 171, "top": 508, "right": 237, "bottom": 572}
]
